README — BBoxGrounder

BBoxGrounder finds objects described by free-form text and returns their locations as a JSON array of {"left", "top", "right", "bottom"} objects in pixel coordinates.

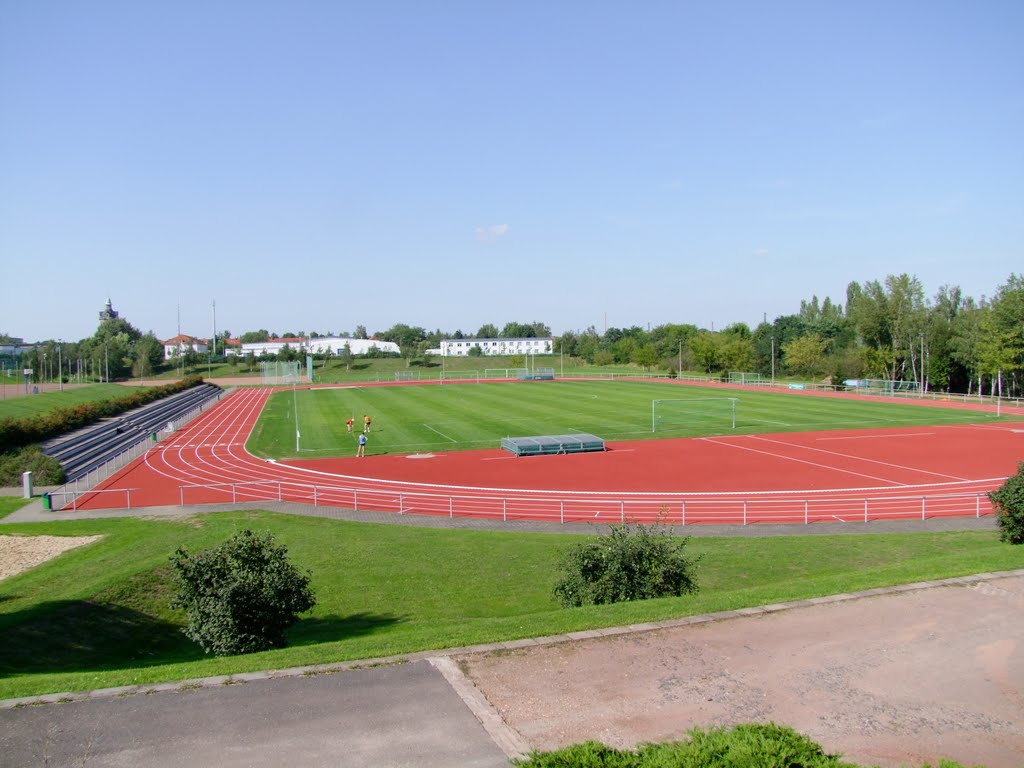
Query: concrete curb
[{"left": 4, "top": 567, "right": 1023, "bottom": 712}]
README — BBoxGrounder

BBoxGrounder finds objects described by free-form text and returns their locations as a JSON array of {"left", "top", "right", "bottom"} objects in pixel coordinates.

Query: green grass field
[
  {"left": 1, "top": 509, "right": 1021, "bottom": 699},
  {"left": 247, "top": 379, "right": 1021, "bottom": 460},
  {"left": 0, "top": 383, "right": 147, "bottom": 421}
]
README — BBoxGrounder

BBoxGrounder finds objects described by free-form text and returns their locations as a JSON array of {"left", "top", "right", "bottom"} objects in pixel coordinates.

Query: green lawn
[
  {"left": 247, "top": 379, "right": 1021, "bottom": 460},
  {"left": 0, "top": 383, "right": 147, "bottom": 421},
  {"left": 0, "top": 510, "right": 1021, "bottom": 699},
  {"left": 0, "top": 497, "right": 30, "bottom": 520}
]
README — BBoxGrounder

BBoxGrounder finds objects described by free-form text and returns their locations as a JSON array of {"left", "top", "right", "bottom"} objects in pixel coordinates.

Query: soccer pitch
[{"left": 245, "top": 380, "right": 1021, "bottom": 460}]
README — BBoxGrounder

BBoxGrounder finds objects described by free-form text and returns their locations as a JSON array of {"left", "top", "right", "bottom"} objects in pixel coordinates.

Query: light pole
[
  {"left": 678, "top": 340, "right": 682, "bottom": 377},
  {"left": 770, "top": 336, "right": 775, "bottom": 385},
  {"left": 919, "top": 333, "right": 925, "bottom": 397},
  {"left": 104, "top": 341, "right": 109, "bottom": 383},
  {"left": 57, "top": 341, "right": 63, "bottom": 392},
  {"left": 293, "top": 380, "right": 300, "bottom": 452}
]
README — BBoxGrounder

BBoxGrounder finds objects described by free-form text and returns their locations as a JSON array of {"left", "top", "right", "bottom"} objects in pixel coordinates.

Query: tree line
[{"left": 8, "top": 273, "right": 1022, "bottom": 397}]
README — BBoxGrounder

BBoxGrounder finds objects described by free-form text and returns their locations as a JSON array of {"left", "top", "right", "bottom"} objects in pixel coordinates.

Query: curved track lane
[{"left": 76, "top": 388, "right": 1023, "bottom": 525}]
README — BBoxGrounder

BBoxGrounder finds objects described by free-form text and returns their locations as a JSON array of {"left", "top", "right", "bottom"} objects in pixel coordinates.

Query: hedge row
[
  {"left": 0, "top": 376, "right": 207, "bottom": 455},
  {"left": 0, "top": 446, "right": 64, "bottom": 487}
]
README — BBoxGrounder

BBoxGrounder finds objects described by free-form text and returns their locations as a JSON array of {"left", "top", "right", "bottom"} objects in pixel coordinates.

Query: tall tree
[{"left": 782, "top": 334, "right": 829, "bottom": 379}]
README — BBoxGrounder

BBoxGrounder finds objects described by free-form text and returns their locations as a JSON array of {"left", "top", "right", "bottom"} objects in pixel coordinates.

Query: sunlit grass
[{"left": 1, "top": 510, "right": 1020, "bottom": 699}]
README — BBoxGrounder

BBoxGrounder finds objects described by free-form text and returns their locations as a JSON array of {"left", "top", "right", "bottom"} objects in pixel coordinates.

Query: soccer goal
[
  {"left": 728, "top": 371, "right": 764, "bottom": 385},
  {"left": 261, "top": 361, "right": 302, "bottom": 385},
  {"left": 395, "top": 371, "right": 419, "bottom": 381},
  {"left": 652, "top": 398, "right": 738, "bottom": 432}
]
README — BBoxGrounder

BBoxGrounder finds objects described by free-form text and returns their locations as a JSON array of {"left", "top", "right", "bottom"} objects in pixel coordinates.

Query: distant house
[
  {"left": 238, "top": 336, "right": 401, "bottom": 357},
  {"left": 162, "top": 334, "right": 208, "bottom": 360},
  {"left": 439, "top": 337, "right": 553, "bottom": 357}
]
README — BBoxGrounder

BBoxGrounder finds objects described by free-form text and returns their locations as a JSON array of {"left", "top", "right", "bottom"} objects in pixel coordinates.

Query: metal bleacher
[{"left": 42, "top": 383, "right": 223, "bottom": 482}]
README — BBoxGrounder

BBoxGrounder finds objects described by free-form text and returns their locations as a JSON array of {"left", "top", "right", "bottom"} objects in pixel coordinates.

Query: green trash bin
[{"left": 41, "top": 492, "right": 51, "bottom": 511}]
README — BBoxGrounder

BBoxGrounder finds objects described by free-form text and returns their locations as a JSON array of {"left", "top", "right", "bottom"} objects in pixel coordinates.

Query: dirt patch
[
  {"left": 459, "top": 578, "right": 1024, "bottom": 768},
  {"left": 0, "top": 535, "right": 102, "bottom": 581}
]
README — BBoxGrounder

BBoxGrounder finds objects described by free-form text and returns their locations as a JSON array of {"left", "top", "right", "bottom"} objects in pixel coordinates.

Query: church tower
[{"left": 99, "top": 297, "right": 119, "bottom": 322}]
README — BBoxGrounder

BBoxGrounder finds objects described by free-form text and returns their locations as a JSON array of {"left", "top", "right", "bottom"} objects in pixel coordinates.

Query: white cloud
[
  {"left": 475, "top": 224, "right": 509, "bottom": 241},
  {"left": 753, "top": 247, "right": 770, "bottom": 257}
]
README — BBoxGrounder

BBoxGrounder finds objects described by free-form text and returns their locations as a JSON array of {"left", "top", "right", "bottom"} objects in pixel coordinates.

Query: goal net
[
  {"left": 652, "top": 398, "right": 737, "bottom": 432},
  {"left": 728, "top": 371, "right": 764, "bottom": 385},
  {"left": 261, "top": 361, "right": 302, "bottom": 385}
]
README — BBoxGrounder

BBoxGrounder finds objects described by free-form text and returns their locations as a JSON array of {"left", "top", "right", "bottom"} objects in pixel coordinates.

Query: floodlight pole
[
  {"left": 678, "top": 340, "right": 682, "bottom": 377},
  {"left": 58, "top": 342, "right": 63, "bottom": 392},
  {"left": 293, "top": 381, "right": 300, "bottom": 452},
  {"left": 770, "top": 336, "right": 775, "bottom": 385},
  {"left": 919, "top": 333, "right": 924, "bottom": 397}
]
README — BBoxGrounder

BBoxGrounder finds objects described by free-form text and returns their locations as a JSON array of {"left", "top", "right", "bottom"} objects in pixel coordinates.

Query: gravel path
[{"left": 458, "top": 576, "right": 1024, "bottom": 768}]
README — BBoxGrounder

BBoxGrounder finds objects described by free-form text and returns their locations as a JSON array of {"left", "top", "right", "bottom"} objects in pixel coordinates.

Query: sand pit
[{"left": 0, "top": 535, "right": 102, "bottom": 581}]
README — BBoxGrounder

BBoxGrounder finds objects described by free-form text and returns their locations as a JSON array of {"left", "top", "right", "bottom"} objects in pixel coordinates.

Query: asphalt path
[{"left": 0, "top": 660, "right": 511, "bottom": 768}]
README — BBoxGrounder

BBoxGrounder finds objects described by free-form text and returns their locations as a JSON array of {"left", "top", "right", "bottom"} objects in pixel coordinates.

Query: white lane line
[
  {"left": 699, "top": 437, "right": 906, "bottom": 486},
  {"left": 747, "top": 434, "right": 968, "bottom": 481}
]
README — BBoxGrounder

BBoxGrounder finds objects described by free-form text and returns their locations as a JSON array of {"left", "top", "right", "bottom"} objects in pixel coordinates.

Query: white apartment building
[{"left": 439, "top": 337, "right": 553, "bottom": 357}]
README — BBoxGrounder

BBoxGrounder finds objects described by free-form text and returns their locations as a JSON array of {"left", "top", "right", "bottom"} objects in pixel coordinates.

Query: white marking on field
[
  {"left": 423, "top": 424, "right": 457, "bottom": 442},
  {"left": 407, "top": 453, "right": 436, "bottom": 459}
]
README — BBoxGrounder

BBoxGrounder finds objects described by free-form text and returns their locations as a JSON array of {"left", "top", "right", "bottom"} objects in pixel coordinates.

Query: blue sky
[{"left": 2, "top": 1, "right": 1021, "bottom": 343}]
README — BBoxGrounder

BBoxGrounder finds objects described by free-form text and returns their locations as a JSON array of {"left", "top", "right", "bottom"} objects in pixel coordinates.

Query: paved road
[{"left": 0, "top": 660, "right": 512, "bottom": 768}]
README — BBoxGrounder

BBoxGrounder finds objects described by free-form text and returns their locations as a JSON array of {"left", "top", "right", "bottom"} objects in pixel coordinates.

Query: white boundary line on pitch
[{"left": 422, "top": 424, "right": 457, "bottom": 442}]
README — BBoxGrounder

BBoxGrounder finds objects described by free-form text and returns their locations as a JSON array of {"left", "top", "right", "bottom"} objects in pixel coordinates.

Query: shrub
[
  {"left": 552, "top": 519, "right": 700, "bottom": 608},
  {"left": 170, "top": 529, "right": 316, "bottom": 655},
  {"left": 0, "top": 445, "right": 64, "bottom": 486},
  {"left": 515, "top": 723, "right": 980, "bottom": 767},
  {"left": 989, "top": 461, "right": 1024, "bottom": 544}
]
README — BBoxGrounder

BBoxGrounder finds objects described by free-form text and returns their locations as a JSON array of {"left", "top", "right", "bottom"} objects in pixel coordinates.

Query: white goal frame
[{"left": 652, "top": 397, "right": 737, "bottom": 432}]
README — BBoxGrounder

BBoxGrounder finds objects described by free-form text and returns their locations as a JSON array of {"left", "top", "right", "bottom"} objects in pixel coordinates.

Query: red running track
[{"left": 69, "top": 387, "right": 1024, "bottom": 525}]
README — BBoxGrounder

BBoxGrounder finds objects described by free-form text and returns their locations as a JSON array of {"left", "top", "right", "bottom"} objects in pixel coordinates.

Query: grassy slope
[
  {"left": 248, "top": 379, "right": 1019, "bottom": 459},
  {"left": 0, "top": 384, "right": 146, "bottom": 421},
  {"left": 0, "top": 497, "right": 30, "bottom": 520},
  {"left": 0, "top": 510, "right": 1021, "bottom": 699}
]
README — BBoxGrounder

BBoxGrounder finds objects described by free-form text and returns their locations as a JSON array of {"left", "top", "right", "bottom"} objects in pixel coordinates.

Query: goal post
[
  {"left": 652, "top": 398, "right": 737, "bottom": 432},
  {"left": 728, "top": 371, "right": 763, "bottom": 385}
]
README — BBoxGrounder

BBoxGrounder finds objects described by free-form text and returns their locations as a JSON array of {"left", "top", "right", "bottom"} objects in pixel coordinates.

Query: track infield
[{"left": 66, "top": 385, "right": 1024, "bottom": 525}]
